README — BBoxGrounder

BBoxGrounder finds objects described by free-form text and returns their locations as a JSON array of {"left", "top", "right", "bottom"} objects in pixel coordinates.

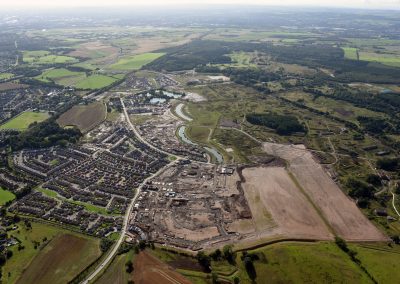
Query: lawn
[
  {"left": 110, "top": 52, "right": 165, "bottom": 70},
  {"left": 3, "top": 221, "right": 99, "bottom": 284},
  {"left": 74, "top": 74, "right": 120, "bottom": 90},
  {"left": 0, "top": 111, "right": 50, "bottom": 130},
  {"left": 342, "top": 47, "right": 359, "bottom": 60},
  {"left": 0, "top": 188, "right": 16, "bottom": 205}
]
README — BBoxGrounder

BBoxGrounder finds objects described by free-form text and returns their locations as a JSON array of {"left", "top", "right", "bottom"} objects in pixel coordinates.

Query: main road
[
  {"left": 82, "top": 98, "right": 182, "bottom": 283},
  {"left": 82, "top": 160, "right": 177, "bottom": 283}
]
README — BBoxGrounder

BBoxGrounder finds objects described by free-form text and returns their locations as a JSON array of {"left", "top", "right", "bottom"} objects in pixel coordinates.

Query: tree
[
  {"left": 223, "top": 245, "right": 235, "bottom": 264},
  {"left": 210, "top": 248, "right": 222, "bottom": 260},
  {"left": 196, "top": 251, "right": 211, "bottom": 272},
  {"left": 125, "top": 260, "right": 134, "bottom": 273},
  {"left": 100, "top": 238, "right": 114, "bottom": 252},
  {"left": 243, "top": 256, "right": 257, "bottom": 280},
  {"left": 211, "top": 272, "right": 219, "bottom": 284},
  {"left": 233, "top": 276, "right": 240, "bottom": 284}
]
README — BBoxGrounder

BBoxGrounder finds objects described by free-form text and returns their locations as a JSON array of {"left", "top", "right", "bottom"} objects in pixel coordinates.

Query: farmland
[
  {"left": 57, "top": 102, "right": 106, "bottom": 132},
  {"left": 22, "top": 50, "right": 78, "bottom": 65},
  {"left": 74, "top": 74, "right": 121, "bottom": 90},
  {"left": 16, "top": 233, "right": 101, "bottom": 284},
  {"left": 0, "top": 111, "right": 50, "bottom": 130},
  {"left": 3, "top": 221, "right": 99, "bottom": 284},
  {"left": 110, "top": 53, "right": 165, "bottom": 70}
]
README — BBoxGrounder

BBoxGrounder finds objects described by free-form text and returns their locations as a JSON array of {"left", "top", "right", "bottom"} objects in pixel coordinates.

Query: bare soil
[
  {"left": 242, "top": 166, "right": 333, "bottom": 240},
  {"left": 133, "top": 251, "right": 192, "bottom": 284},
  {"left": 263, "top": 142, "right": 388, "bottom": 241}
]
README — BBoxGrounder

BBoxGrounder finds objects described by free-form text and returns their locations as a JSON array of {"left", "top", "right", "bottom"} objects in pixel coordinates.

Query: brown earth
[
  {"left": 133, "top": 251, "right": 192, "bottom": 284},
  {"left": 57, "top": 102, "right": 106, "bottom": 132},
  {"left": 242, "top": 166, "right": 333, "bottom": 241},
  {"left": 263, "top": 142, "right": 388, "bottom": 242},
  {"left": 0, "top": 82, "right": 28, "bottom": 91},
  {"left": 16, "top": 234, "right": 101, "bottom": 284}
]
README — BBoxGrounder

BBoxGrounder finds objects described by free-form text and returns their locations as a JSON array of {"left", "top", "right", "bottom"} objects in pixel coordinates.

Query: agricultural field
[
  {"left": 74, "top": 74, "right": 121, "bottom": 90},
  {"left": 0, "top": 188, "right": 16, "bottom": 205},
  {"left": 35, "top": 68, "right": 85, "bottom": 84},
  {"left": 16, "top": 233, "right": 101, "bottom": 284},
  {"left": 110, "top": 53, "right": 165, "bottom": 70},
  {"left": 0, "top": 112, "right": 50, "bottom": 130},
  {"left": 96, "top": 250, "right": 135, "bottom": 284},
  {"left": 0, "top": 73, "right": 14, "bottom": 80},
  {"left": 348, "top": 243, "right": 400, "bottom": 284},
  {"left": 57, "top": 102, "right": 106, "bottom": 132},
  {"left": 3, "top": 221, "right": 100, "bottom": 284},
  {"left": 342, "top": 47, "right": 359, "bottom": 60},
  {"left": 22, "top": 50, "right": 78, "bottom": 65}
]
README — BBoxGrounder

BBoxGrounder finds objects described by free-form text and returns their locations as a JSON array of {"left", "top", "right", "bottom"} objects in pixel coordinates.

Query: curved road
[{"left": 82, "top": 99, "right": 182, "bottom": 283}]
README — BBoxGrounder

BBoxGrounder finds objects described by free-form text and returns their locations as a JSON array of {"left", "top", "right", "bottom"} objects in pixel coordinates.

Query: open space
[
  {"left": 57, "top": 102, "right": 105, "bottom": 132},
  {"left": 0, "top": 111, "right": 50, "bottom": 130}
]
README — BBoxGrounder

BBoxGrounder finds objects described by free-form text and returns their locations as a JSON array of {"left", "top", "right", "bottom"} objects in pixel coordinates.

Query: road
[
  {"left": 120, "top": 98, "right": 185, "bottom": 159},
  {"left": 82, "top": 158, "right": 178, "bottom": 284},
  {"left": 82, "top": 99, "right": 183, "bottom": 283}
]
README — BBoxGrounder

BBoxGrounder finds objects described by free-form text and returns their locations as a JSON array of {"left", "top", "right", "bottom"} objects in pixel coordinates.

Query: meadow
[
  {"left": 3, "top": 221, "right": 100, "bottom": 284},
  {"left": 0, "top": 188, "right": 16, "bottom": 205},
  {"left": 0, "top": 112, "right": 50, "bottom": 130},
  {"left": 74, "top": 74, "right": 121, "bottom": 90},
  {"left": 110, "top": 53, "right": 165, "bottom": 70},
  {"left": 22, "top": 50, "right": 78, "bottom": 65}
]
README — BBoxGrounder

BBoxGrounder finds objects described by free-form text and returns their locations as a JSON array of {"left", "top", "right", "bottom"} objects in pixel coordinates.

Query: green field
[
  {"left": 0, "top": 73, "right": 14, "bottom": 80},
  {"left": 110, "top": 53, "right": 165, "bottom": 70},
  {"left": 0, "top": 112, "right": 50, "bottom": 130},
  {"left": 35, "top": 68, "right": 85, "bottom": 84},
  {"left": 96, "top": 250, "right": 135, "bottom": 284},
  {"left": 74, "top": 74, "right": 120, "bottom": 89},
  {"left": 349, "top": 243, "right": 400, "bottom": 284},
  {"left": 0, "top": 188, "right": 16, "bottom": 205},
  {"left": 37, "top": 187, "right": 59, "bottom": 198},
  {"left": 3, "top": 221, "right": 100, "bottom": 284},
  {"left": 23, "top": 50, "right": 78, "bottom": 65},
  {"left": 342, "top": 47, "right": 359, "bottom": 60},
  {"left": 359, "top": 51, "right": 400, "bottom": 67},
  {"left": 16, "top": 233, "right": 100, "bottom": 284}
]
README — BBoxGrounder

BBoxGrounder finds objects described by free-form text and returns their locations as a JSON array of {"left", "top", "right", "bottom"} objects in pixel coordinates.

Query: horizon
[{"left": 1, "top": 0, "right": 400, "bottom": 10}]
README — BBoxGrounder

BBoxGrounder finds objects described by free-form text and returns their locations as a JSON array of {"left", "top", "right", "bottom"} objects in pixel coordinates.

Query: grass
[
  {"left": 3, "top": 221, "right": 99, "bottom": 284},
  {"left": 110, "top": 53, "right": 165, "bottom": 70},
  {"left": 35, "top": 68, "right": 84, "bottom": 83},
  {"left": 234, "top": 242, "right": 372, "bottom": 283},
  {"left": 37, "top": 187, "right": 59, "bottom": 198},
  {"left": 359, "top": 51, "right": 400, "bottom": 67},
  {"left": 74, "top": 74, "right": 120, "bottom": 90},
  {"left": 0, "top": 188, "right": 16, "bottom": 205},
  {"left": 23, "top": 50, "right": 78, "bottom": 65},
  {"left": 0, "top": 111, "right": 50, "bottom": 130},
  {"left": 96, "top": 250, "right": 135, "bottom": 284},
  {"left": 0, "top": 73, "right": 14, "bottom": 80},
  {"left": 15, "top": 233, "right": 100, "bottom": 284},
  {"left": 343, "top": 47, "right": 359, "bottom": 60},
  {"left": 349, "top": 243, "right": 400, "bottom": 284}
]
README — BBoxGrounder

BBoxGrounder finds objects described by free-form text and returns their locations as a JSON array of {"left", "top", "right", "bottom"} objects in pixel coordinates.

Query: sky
[{"left": 1, "top": 0, "right": 399, "bottom": 9}]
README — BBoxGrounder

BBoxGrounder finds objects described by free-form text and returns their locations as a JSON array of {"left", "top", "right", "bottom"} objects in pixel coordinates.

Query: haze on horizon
[{"left": 2, "top": 0, "right": 400, "bottom": 9}]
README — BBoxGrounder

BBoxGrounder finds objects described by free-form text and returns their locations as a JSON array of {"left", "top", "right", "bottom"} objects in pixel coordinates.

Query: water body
[
  {"left": 204, "top": 147, "right": 224, "bottom": 164},
  {"left": 164, "top": 91, "right": 182, "bottom": 99},
  {"left": 175, "top": 103, "right": 193, "bottom": 121},
  {"left": 177, "top": 125, "right": 223, "bottom": 164},
  {"left": 149, "top": 98, "right": 166, "bottom": 104}
]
